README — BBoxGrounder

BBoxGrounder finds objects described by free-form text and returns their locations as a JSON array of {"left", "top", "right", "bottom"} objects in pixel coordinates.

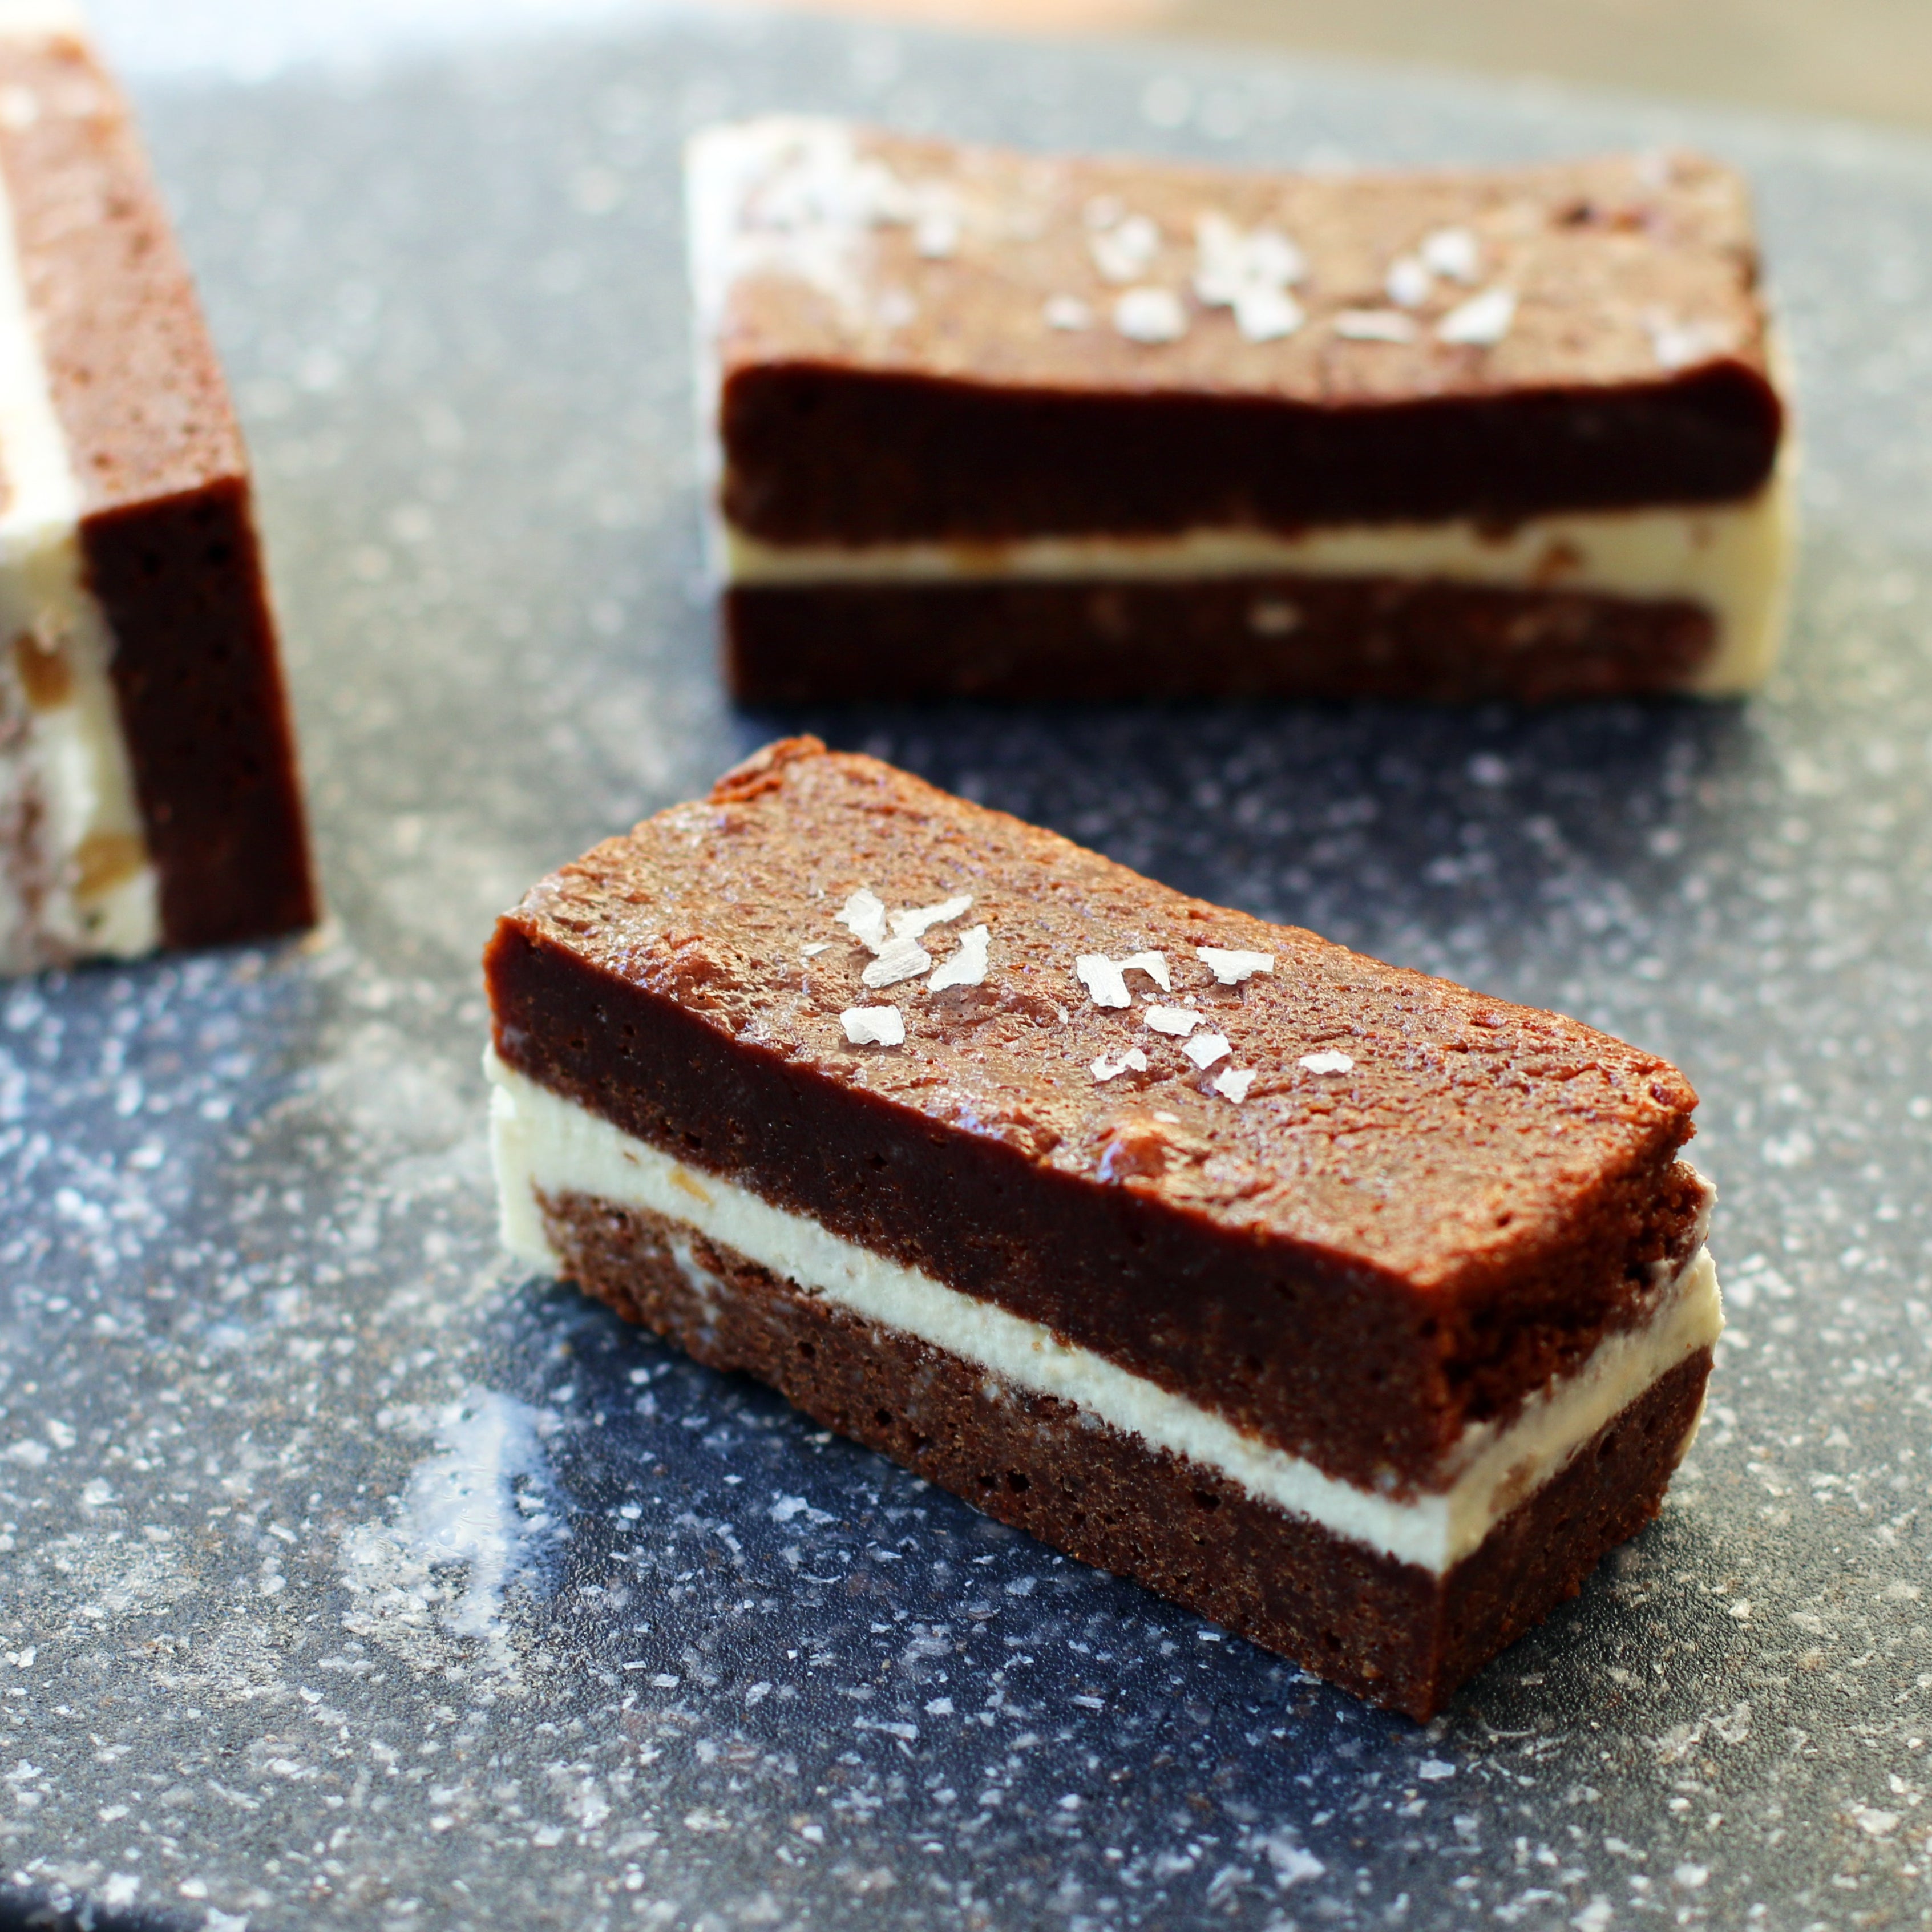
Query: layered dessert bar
[
  {"left": 688, "top": 119, "right": 1792, "bottom": 704},
  {"left": 486, "top": 737, "right": 1721, "bottom": 1717},
  {"left": 0, "top": 4, "right": 313, "bottom": 973}
]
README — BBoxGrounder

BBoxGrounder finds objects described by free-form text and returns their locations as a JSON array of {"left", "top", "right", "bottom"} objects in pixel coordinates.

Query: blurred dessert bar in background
[
  {"left": 0, "top": 3, "right": 313, "bottom": 974},
  {"left": 688, "top": 118, "right": 1791, "bottom": 704}
]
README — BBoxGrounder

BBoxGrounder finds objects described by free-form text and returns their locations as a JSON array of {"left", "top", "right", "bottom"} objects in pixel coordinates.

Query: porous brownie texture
[
  {"left": 712, "top": 136, "right": 1781, "bottom": 544},
  {"left": 724, "top": 576, "right": 1717, "bottom": 704},
  {"left": 542, "top": 1189, "right": 1712, "bottom": 1720},
  {"left": 0, "top": 34, "right": 314, "bottom": 948},
  {"left": 486, "top": 737, "right": 1704, "bottom": 1494}
]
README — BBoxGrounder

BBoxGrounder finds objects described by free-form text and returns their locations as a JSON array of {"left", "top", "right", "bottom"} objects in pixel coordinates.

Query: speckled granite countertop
[{"left": 6, "top": 11, "right": 1932, "bottom": 1930}]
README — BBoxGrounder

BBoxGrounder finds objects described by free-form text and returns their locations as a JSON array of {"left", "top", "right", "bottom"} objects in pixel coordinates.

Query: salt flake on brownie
[
  {"left": 840, "top": 1005, "right": 905, "bottom": 1046},
  {"left": 1197, "top": 946, "right": 1274, "bottom": 985},
  {"left": 927, "top": 924, "right": 990, "bottom": 992}
]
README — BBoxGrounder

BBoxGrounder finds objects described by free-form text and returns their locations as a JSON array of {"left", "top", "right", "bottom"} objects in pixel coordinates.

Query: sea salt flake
[
  {"left": 841, "top": 1006, "right": 906, "bottom": 1047},
  {"left": 891, "top": 893, "right": 973, "bottom": 940},
  {"left": 914, "top": 206, "right": 960, "bottom": 259},
  {"left": 1644, "top": 308, "right": 1735, "bottom": 371},
  {"left": 1077, "top": 955, "right": 1131, "bottom": 1008},
  {"left": 836, "top": 887, "right": 889, "bottom": 953},
  {"left": 1184, "top": 1032, "right": 1231, "bottom": 1069},
  {"left": 927, "top": 924, "right": 989, "bottom": 992},
  {"left": 1145, "top": 1005, "right": 1202, "bottom": 1037},
  {"left": 1194, "top": 212, "right": 1305, "bottom": 304},
  {"left": 1437, "top": 287, "right": 1516, "bottom": 347},
  {"left": 1234, "top": 286, "right": 1304, "bottom": 342},
  {"left": 801, "top": 942, "right": 832, "bottom": 957},
  {"left": 1334, "top": 308, "right": 1416, "bottom": 343},
  {"left": 1089, "top": 210, "right": 1161, "bottom": 284},
  {"left": 1300, "top": 1049, "right": 1355, "bottom": 1074},
  {"left": 1117, "top": 949, "right": 1171, "bottom": 991},
  {"left": 1091, "top": 1047, "right": 1151, "bottom": 1082},
  {"left": 1196, "top": 946, "right": 1274, "bottom": 984},
  {"left": 1044, "top": 293, "right": 1093, "bottom": 332},
  {"left": 1384, "top": 254, "right": 1432, "bottom": 308},
  {"left": 1214, "top": 1068, "right": 1257, "bottom": 1102},
  {"left": 1114, "top": 286, "right": 1187, "bottom": 344},
  {"left": 863, "top": 934, "right": 933, "bottom": 988},
  {"left": 1420, "top": 225, "right": 1481, "bottom": 283}
]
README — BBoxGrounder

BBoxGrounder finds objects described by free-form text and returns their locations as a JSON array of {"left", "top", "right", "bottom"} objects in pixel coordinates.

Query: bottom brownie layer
[
  {"left": 539, "top": 1189, "right": 1711, "bottom": 1720},
  {"left": 724, "top": 575, "right": 1717, "bottom": 704}
]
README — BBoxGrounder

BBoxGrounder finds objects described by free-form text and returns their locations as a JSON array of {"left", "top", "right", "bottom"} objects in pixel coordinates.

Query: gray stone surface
[{"left": 6, "top": 11, "right": 1932, "bottom": 1929}]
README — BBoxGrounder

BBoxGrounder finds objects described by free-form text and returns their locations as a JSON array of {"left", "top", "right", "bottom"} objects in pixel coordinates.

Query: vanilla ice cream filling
[
  {"left": 0, "top": 104, "right": 156, "bottom": 976},
  {"left": 488, "top": 1053, "right": 1721, "bottom": 1574},
  {"left": 718, "top": 465, "right": 1792, "bottom": 698}
]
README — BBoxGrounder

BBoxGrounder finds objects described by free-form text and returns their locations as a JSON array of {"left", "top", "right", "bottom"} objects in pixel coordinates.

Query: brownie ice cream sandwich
[
  {"left": 689, "top": 119, "right": 1790, "bottom": 704},
  {"left": 0, "top": 3, "right": 313, "bottom": 973},
  {"left": 485, "top": 737, "right": 1720, "bottom": 1717}
]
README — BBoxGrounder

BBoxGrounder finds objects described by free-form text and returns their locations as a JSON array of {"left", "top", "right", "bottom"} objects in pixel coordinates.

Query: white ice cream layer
[
  {"left": 487, "top": 1053, "right": 1722, "bottom": 1575},
  {"left": 720, "top": 465, "right": 1793, "bottom": 698},
  {"left": 0, "top": 101, "right": 156, "bottom": 976}
]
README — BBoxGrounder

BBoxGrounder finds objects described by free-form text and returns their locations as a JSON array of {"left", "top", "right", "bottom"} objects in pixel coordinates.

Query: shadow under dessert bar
[
  {"left": 0, "top": 2, "right": 313, "bottom": 973},
  {"left": 689, "top": 118, "right": 1790, "bottom": 704},
  {"left": 485, "top": 736, "right": 1721, "bottom": 1717}
]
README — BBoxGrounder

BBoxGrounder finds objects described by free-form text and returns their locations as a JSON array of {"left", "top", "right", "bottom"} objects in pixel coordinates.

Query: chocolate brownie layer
[
  {"left": 540, "top": 1186, "right": 1712, "bottom": 1720},
  {"left": 0, "top": 29, "right": 313, "bottom": 957},
  {"left": 485, "top": 737, "right": 1706, "bottom": 1494},
  {"left": 724, "top": 575, "right": 1717, "bottom": 704},
  {"left": 698, "top": 126, "right": 1782, "bottom": 546}
]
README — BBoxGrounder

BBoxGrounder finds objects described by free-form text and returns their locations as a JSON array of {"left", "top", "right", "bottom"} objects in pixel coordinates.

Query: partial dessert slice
[
  {"left": 0, "top": 5, "right": 314, "bottom": 974},
  {"left": 485, "top": 737, "right": 1721, "bottom": 1719},
  {"left": 688, "top": 118, "right": 1792, "bottom": 704}
]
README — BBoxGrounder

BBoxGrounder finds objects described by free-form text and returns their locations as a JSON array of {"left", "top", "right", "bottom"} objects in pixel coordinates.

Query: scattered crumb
[
  {"left": 1421, "top": 225, "right": 1480, "bottom": 283},
  {"left": 927, "top": 924, "right": 989, "bottom": 992},
  {"left": 837, "top": 888, "right": 888, "bottom": 953},
  {"left": 841, "top": 1007, "right": 906, "bottom": 1047},
  {"left": 1076, "top": 955, "right": 1131, "bottom": 1009},
  {"left": 1114, "top": 287, "right": 1187, "bottom": 344},
  {"left": 1300, "top": 1050, "right": 1355, "bottom": 1075},
  {"left": 1091, "top": 1047, "right": 1150, "bottom": 1083},
  {"left": 1117, "top": 950, "right": 1171, "bottom": 991},
  {"left": 1437, "top": 288, "right": 1515, "bottom": 347},
  {"left": 1196, "top": 946, "right": 1274, "bottom": 985},
  {"left": 1214, "top": 1068, "right": 1257, "bottom": 1102},
  {"left": 862, "top": 933, "right": 933, "bottom": 988},
  {"left": 1145, "top": 1005, "right": 1201, "bottom": 1037},
  {"left": 1044, "top": 293, "right": 1093, "bottom": 331},
  {"left": 1184, "top": 1033, "right": 1231, "bottom": 1069},
  {"left": 1334, "top": 308, "right": 1416, "bottom": 343}
]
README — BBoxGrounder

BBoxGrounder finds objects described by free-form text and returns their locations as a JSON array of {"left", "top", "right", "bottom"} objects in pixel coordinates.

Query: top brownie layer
[
  {"left": 693, "top": 120, "right": 1784, "bottom": 543},
  {"left": 487, "top": 738, "right": 1705, "bottom": 1493}
]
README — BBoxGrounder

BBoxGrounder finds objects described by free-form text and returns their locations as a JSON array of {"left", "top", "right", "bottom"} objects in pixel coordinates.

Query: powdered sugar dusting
[
  {"left": 1197, "top": 946, "right": 1274, "bottom": 985},
  {"left": 841, "top": 1005, "right": 906, "bottom": 1046}
]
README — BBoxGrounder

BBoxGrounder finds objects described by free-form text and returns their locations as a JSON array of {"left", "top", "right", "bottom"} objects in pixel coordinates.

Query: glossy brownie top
[
  {"left": 694, "top": 118, "right": 1776, "bottom": 420},
  {"left": 497, "top": 736, "right": 1697, "bottom": 1300}
]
